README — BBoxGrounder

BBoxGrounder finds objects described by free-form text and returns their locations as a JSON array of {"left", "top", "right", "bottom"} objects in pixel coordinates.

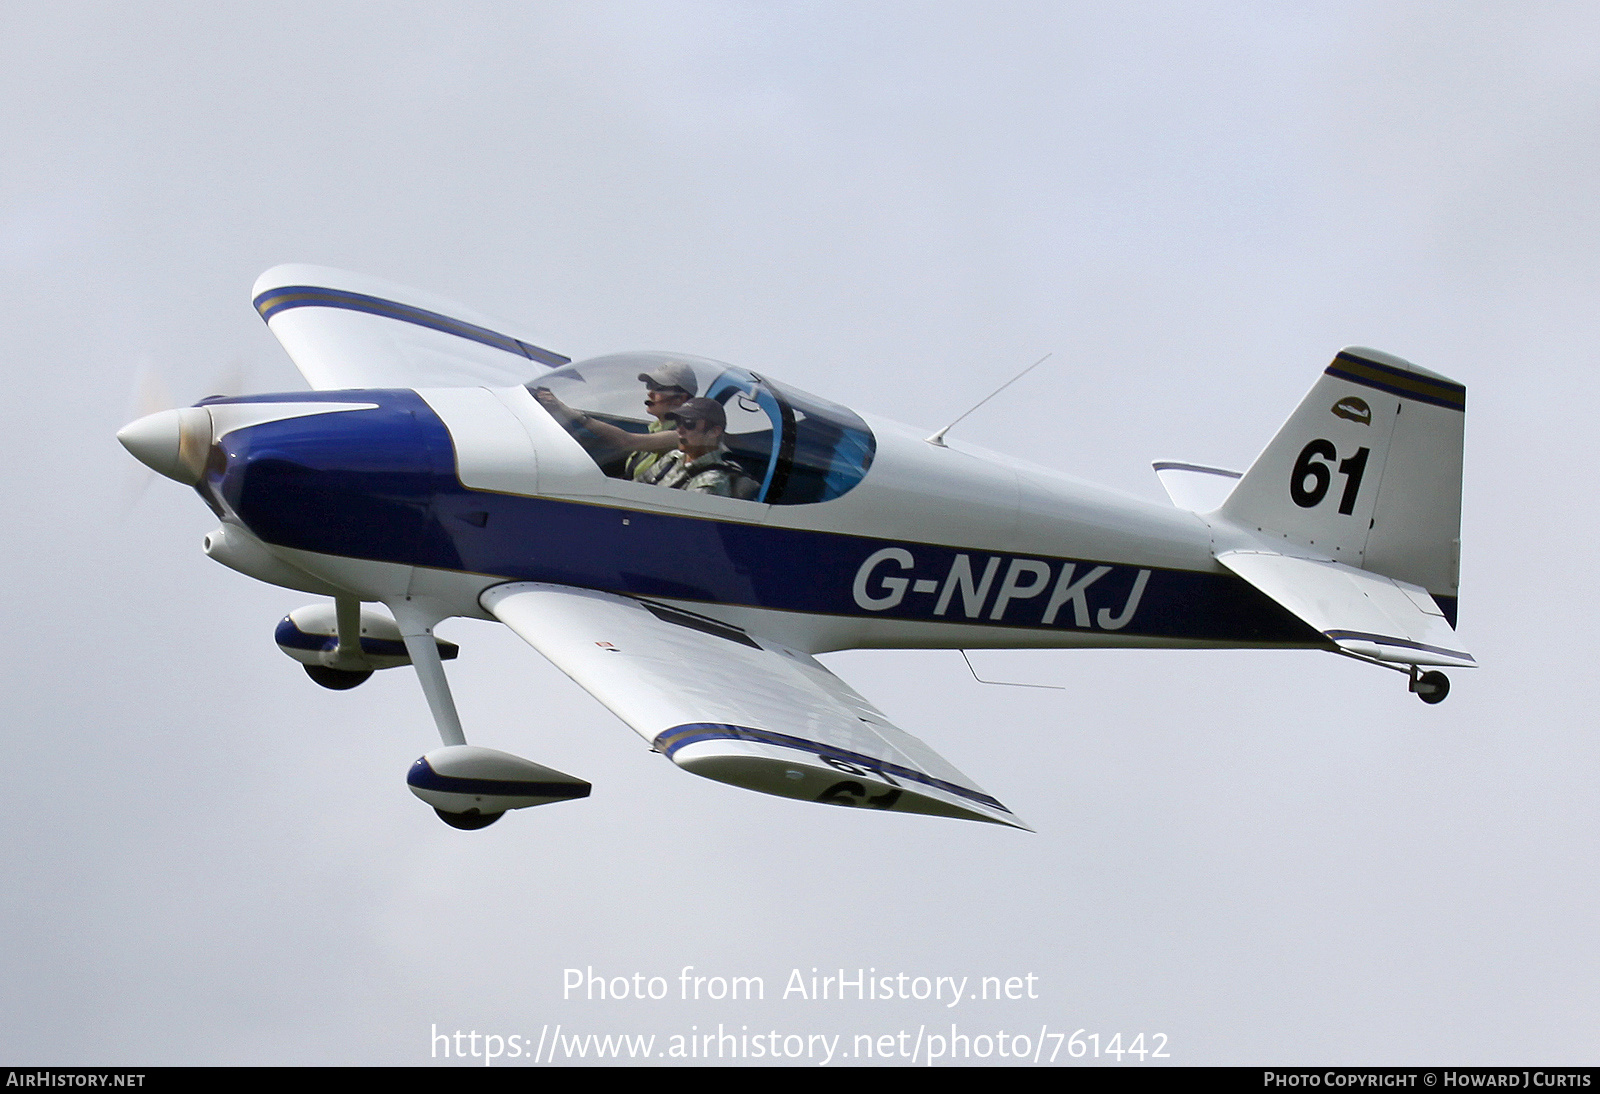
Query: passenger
[
  {"left": 533, "top": 361, "right": 696, "bottom": 480},
  {"left": 644, "top": 398, "right": 759, "bottom": 499}
]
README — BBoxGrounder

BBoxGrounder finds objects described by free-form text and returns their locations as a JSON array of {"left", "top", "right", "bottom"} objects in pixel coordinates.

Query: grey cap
[
  {"left": 636, "top": 360, "right": 698, "bottom": 396},
  {"left": 664, "top": 397, "right": 725, "bottom": 431}
]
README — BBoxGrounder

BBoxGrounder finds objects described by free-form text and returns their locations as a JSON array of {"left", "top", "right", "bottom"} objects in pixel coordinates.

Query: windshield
[{"left": 526, "top": 352, "right": 874, "bottom": 505}]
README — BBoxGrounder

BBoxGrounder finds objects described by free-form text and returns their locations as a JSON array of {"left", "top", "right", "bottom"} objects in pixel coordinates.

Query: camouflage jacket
[{"left": 644, "top": 448, "right": 757, "bottom": 498}]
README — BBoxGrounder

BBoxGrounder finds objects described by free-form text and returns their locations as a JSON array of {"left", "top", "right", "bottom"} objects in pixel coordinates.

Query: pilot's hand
[{"left": 534, "top": 388, "right": 579, "bottom": 423}]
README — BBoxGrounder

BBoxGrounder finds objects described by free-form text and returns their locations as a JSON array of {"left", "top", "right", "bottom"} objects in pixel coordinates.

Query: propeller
[{"left": 118, "top": 357, "right": 250, "bottom": 510}]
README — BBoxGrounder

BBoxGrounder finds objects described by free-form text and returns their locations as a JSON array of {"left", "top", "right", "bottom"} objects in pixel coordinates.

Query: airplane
[{"left": 118, "top": 265, "right": 1472, "bottom": 832}]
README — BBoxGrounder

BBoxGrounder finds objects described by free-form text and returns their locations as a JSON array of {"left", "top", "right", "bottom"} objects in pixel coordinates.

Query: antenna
[
  {"left": 925, "top": 352, "right": 1053, "bottom": 447},
  {"left": 960, "top": 650, "right": 1064, "bottom": 691}
]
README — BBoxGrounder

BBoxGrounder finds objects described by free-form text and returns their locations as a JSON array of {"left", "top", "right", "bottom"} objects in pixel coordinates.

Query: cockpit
[{"left": 526, "top": 352, "right": 875, "bottom": 505}]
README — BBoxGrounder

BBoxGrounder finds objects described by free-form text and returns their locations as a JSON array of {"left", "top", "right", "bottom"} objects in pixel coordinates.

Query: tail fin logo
[{"left": 1332, "top": 396, "right": 1371, "bottom": 425}]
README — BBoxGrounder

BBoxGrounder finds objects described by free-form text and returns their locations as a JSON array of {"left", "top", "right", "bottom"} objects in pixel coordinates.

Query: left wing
[
  {"left": 480, "top": 582, "right": 1028, "bottom": 829},
  {"left": 252, "top": 264, "right": 569, "bottom": 391}
]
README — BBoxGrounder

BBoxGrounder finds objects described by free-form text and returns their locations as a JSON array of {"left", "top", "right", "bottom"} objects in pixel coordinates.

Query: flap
[
  {"left": 480, "top": 582, "right": 1027, "bottom": 828},
  {"left": 252, "top": 264, "right": 568, "bottom": 391},
  {"left": 1217, "top": 550, "right": 1475, "bottom": 669}
]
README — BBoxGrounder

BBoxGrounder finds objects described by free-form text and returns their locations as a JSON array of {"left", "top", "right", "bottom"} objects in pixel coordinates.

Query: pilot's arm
[{"left": 534, "top": 389, "right": 678, "bottom": 453}]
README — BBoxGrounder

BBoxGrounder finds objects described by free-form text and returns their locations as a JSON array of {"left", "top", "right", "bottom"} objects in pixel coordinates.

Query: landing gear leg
[
  {"left": 304, "top": 596, "right": 377, "bottom": 689},
  {"left": 1410, "top": 666, "right": 1450, "bottom": 705},
  {"left": 390, "top": 599, "right": 490, "bottom": 829},
  {"left": 1335, "top": 650, "right": 1455, "bottom": 704},
  {"left": 389, "top": 597, "right": 587, "bottom": 829},
  {"left": 390, "top": 599, "right": 467, "bottom": 748}
]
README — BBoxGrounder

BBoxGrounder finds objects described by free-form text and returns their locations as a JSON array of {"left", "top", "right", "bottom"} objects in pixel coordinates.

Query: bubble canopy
[{"left": 526, "top": 352, "right": 875, "bottom": 505}]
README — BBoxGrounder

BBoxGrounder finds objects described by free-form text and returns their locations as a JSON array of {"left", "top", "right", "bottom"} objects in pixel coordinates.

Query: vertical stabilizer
[{"left": 1217, "top": 348, "right": 1465, "bottom": 617}]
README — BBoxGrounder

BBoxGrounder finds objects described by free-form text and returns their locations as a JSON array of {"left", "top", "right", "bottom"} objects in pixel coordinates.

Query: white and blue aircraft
[{"left": 119, "top": 266, "right": 1472, "bottom": 831}]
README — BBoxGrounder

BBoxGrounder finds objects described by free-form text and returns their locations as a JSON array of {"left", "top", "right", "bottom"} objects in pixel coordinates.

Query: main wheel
[
  {"left": 1414, "top": 670, "right": 1450, "bottom": 704},
  {"left": 304, "top": 664, "right": 373, "bottom": 690},
  {"left": 435, "top": 808, "right": 503, "bottom": 830}
]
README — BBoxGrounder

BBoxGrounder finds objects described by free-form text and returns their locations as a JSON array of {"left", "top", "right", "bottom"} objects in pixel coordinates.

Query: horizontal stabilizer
[
  {"left": 481, "top": 582, "right": 1026, "bottom": 828},
  {"left": 252, "top": 265, "right": 568, "bottom": 391},
  {"left": 1217, "top": 550, "right": 1475, "bottom": 669},
  {"left": 1152, "top": 460, "right": 1242, "bottom": 513}
]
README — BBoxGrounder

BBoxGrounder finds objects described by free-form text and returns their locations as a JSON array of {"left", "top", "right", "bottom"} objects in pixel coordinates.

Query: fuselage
[
  {"left": 193, "top": 379, "right": 1317, "bottom": 655},
  {"left": 116, "top": 268, "right": 1465, "bottom": 831}
]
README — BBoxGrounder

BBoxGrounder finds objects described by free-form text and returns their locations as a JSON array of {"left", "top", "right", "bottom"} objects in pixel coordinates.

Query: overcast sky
[{"left": 3, "top": 2, "right": 1597, "bottom": 1066}]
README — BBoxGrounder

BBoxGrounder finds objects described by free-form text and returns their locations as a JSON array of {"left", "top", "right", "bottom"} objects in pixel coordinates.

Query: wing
[
  {"left": 480, "top": 582, "right": 1028, "bottom": 829},
  {"left": 1218, "top": 550, "right": 1476, "bottom": 669},
  {"left": 252, "top": 264, "right": 569, "bottom": 391}
]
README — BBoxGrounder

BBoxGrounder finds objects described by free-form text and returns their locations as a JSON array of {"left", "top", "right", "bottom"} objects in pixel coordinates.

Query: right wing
[
  {"left": 480, "top": 582, "right": 1028, "bottom": 829},
  {"left": 252, "top": 264, "right": 569, "bottom": 391}
]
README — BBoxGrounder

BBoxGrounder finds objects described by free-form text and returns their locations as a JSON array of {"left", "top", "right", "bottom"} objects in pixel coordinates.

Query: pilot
[
  {"left": 644, "top": 397, "right": 759, "bottom": 499},
  {"left": 534, "top": 361, "right": 697, "bottom": 480}
]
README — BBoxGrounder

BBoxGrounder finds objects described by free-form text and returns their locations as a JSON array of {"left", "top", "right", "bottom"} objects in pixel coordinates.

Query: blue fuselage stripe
[{"left": 201, "top": 392, "right": 1318, "bottom": 647}]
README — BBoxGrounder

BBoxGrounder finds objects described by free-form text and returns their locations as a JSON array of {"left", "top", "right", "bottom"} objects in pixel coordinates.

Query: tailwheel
[
  {"left": 1411, "top": 669, "right": 1450, "bottom": 705},
  {"left": 435, "top": 808, "right": 502, "bottom": 830},
  {"left": 304, "top": 664, "right": 374, "bottom": 690}
]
